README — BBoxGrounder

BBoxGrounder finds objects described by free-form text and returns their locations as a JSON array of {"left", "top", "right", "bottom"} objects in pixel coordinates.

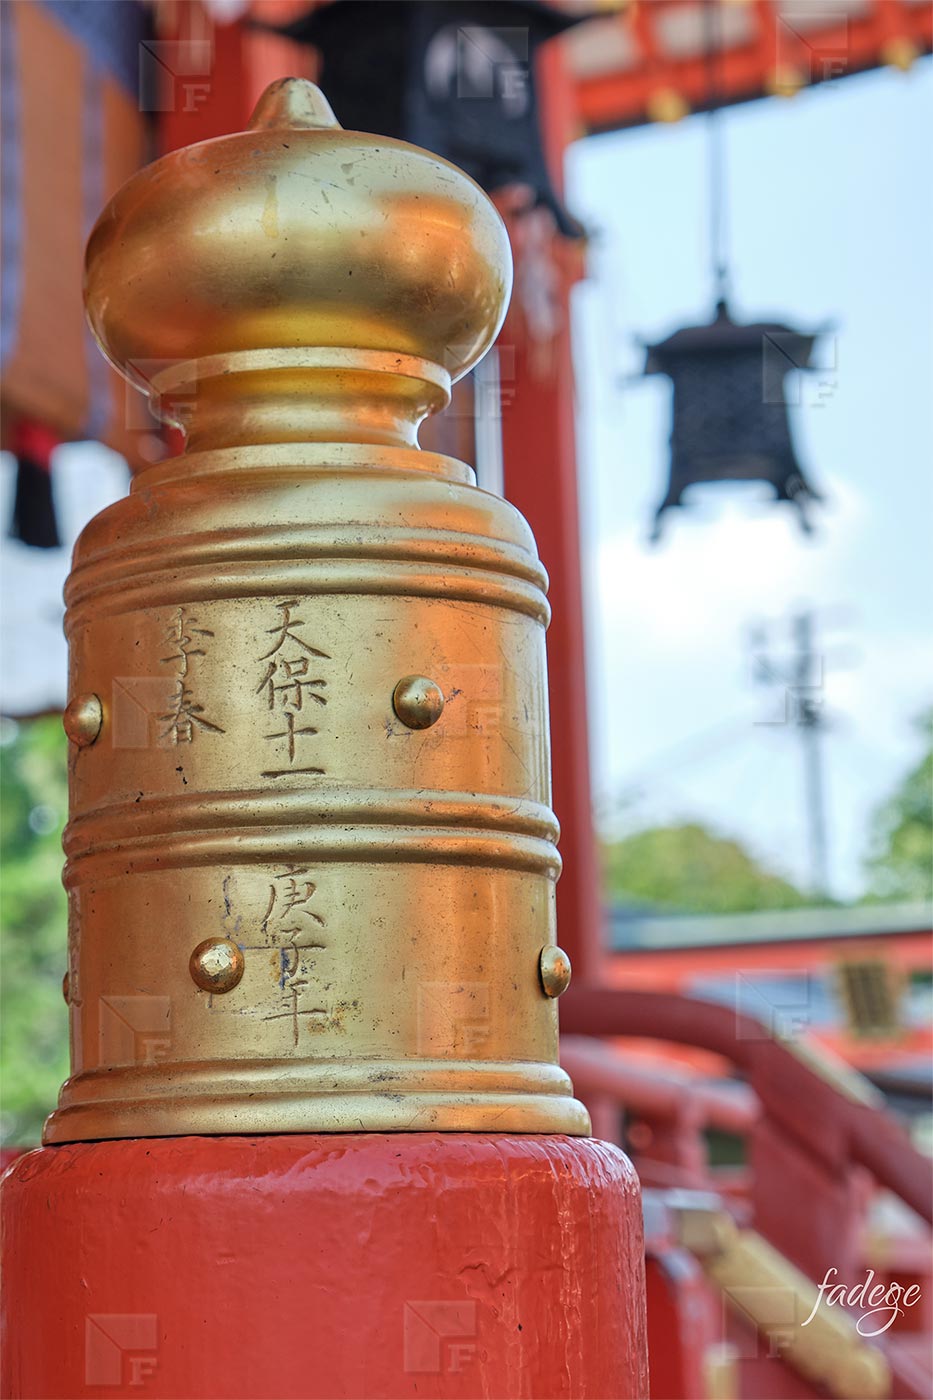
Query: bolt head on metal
[
  {"left": 62, "top": 972, "right": 70, "bottom": 1004},
  {"left": 189, "top": 938, "right": 245, "bottom": 994},
  {"left": 539, "top": 945, "right": 572, "bottom": 998},
  {"left": 62, "top": 693, "right": 102, "bottom": 747},
  {"left": 393, "top": 675, "right": 445, "bottom": 730}
]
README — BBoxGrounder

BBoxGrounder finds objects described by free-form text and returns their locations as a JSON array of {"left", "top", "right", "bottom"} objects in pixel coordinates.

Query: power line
[{"left": 599, "top": 712, "right": 756, "bottom": 822}]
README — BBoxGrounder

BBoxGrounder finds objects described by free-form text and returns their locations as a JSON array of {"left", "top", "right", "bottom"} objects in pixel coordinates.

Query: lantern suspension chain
[{"left": 705, "top": 0, "right": 731, "bottom": 308}]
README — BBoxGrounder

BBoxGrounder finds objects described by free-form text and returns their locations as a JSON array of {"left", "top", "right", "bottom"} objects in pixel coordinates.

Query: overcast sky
[{"left": 567, "top": 62, "right": 933, "bottom": 899}]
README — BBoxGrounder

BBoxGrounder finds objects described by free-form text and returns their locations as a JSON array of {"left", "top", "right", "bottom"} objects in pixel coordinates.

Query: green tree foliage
[
  {"left": 864, "top": 709, "right": 933, "bottom": 903},
  {"left": 1, "top": 716, "right": 70, "bottom": 1145},
  {"left": 601, "top": 821, "right": 811, "bottom": 914}
]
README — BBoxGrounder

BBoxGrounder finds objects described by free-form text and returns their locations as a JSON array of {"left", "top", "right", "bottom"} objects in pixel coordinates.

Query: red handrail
[
  {"left": 562, "top": 987, "right": 933, "bottom": 1226},
  {"left": 560, "top": 1035, "right": 757, "bottom": 1136}
]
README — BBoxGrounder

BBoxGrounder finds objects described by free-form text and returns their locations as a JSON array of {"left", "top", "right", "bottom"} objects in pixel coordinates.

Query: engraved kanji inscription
[
  {"left": 257, "top": 600, "right": 330, "bottom": 777},
  {"left": 208, "top": 869, "right": 332, "bottom": 1046},
  {"left": 159, "top": 607, "right": 224, "bottom": 744},
  {"left": 254, "top": 866, "right": 330, "bottom": 1045}
]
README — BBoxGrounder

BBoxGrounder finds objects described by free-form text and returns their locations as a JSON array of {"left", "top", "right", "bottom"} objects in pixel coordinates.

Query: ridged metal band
[
  {"left": 65, "top": 528, "right": 551, "bottom": 627},
  {"left": 147, "top": 347, "right": 453, "bottom": 401}
]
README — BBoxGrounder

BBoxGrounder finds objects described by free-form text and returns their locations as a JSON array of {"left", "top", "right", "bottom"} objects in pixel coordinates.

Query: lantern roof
[{"left": 645, "top": 300, "right": 818, "bottom": 370}]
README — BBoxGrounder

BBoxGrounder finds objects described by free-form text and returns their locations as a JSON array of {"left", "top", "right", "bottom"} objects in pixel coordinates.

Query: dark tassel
[{"left": 9, "top": 420, "right": 61, "bottom": 549}]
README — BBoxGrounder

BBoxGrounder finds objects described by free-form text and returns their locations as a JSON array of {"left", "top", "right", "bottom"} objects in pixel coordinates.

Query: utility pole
[
  {"left": 793, "top": 611, "right": 830, "bottom": 900},
  {"left": 750, "top": 608, "right": 831, "bottom": 899}
]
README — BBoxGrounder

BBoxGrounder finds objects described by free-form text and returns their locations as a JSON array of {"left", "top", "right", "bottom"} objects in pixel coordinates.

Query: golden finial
[{"left": 48, "top": 80, "right": 588, "bottom": 1144}]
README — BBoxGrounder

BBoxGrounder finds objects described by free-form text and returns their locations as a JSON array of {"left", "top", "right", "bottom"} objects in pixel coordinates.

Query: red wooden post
[
  {"left": 498, "top": 40, "right": 605, "bottom": 987},
  {"left": 3, "top": 1136, "right": 647, "bottom": 1399}
]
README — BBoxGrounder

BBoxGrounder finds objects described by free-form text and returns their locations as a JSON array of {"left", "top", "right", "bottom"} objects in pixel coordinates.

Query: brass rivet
[
  {"left": 63, "top": 693, "right": 103, "bottom": 747},
  {"left": 62, "top": 972, "right": 70, "bottom": 1004},
  {"left": 882, "top": 36, "right": 919, "bottom": 72},
  {"left": 646, "top": 87, "right": 689, "bottom": 125},
  {"left": 189, "top": 938, "right": 245, "bottom": 994},
  {"left": 392, "top": 675, "right": 445, "bottom": 730},
  {"left": 767, "top": 66, "right": 805, "bottom": 99},
  {"left": 539, "top": 944, "right": 572, "bottom": 998}
]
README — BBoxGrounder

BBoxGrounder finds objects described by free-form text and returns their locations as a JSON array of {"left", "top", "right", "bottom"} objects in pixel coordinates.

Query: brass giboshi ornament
[{"left": 48, "top": 78, "right": 587, "bottom": 1143}]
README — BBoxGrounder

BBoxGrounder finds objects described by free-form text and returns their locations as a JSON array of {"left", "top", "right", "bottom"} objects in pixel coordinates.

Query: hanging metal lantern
[
  {"left": 643, "top": 300, "right": 826, "bottom": 541},
  {"left": 266, "top": 0, "right": 584, "bottom": 235}
]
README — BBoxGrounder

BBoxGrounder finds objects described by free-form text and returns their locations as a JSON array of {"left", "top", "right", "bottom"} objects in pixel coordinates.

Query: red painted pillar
[
  {"left": 2, "top": 1135, "right": 646, "bottom": 1399},
  {"left": 500, "top": 262, "right": 604, "bottom": 989},
  {"left": 498, "top": 43, "right": 604, "bottom": 987}
]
